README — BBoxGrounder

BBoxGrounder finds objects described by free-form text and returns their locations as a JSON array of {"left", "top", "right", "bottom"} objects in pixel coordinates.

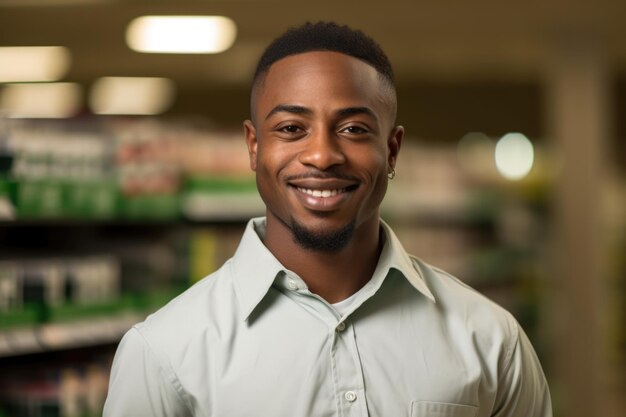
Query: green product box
[
  {"left": 15, "top": 180, "right": 65, "bottom": 219},
  {"left": 0, "top": 305, "right": 39, "bottom": 329},
  {"left": 0, "top": 177, "right": 17, "bottom": 219},
  {"left": 119, "top": 193, "right": 179, "bottom": 220},
  {"left": 184, "top": 176, "right": 257, "bottom": 193},
  {"left": 47, "top": 295, "right": 136, "bottom": 323},
  {"left": 65, "top": 180, "right": 118, "bottom": 219}
]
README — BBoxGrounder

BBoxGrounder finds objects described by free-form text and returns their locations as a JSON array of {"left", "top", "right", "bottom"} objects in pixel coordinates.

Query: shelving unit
[
  {"left": 0, "top": 116, "right": 262, "bottom": 416},
  {"left": 0, "top": 313, "right": 142, "bottom": 358},
  {"left": 0, "top": 214, "right": 250, "bottom": 416}
]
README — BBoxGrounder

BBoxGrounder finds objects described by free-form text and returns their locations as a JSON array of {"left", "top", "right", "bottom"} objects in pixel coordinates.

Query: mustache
[{"left": 284, "top": 170, "right": 361, "bottom": 182}]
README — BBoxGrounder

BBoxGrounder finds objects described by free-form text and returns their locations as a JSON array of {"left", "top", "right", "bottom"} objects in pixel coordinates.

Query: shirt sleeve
[
  {"left": 103, "top": 327, "right": 191, "bottom": 417},
  {"left": 492, "top": 323, "right": 552, "bottom": 417}
]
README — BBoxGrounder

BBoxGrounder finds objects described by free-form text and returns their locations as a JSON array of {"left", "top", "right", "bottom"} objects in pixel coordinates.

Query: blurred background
[{"left": 0, "top": 1, "right": 624, "bottom": 416}]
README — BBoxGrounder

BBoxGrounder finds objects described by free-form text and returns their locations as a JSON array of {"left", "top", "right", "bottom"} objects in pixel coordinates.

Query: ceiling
[
  {"left": 1, "top": 0, "right": 625, "bottom": 140},
  {"left": 2, "top": 0, "right": 625, "bottom": 87}
]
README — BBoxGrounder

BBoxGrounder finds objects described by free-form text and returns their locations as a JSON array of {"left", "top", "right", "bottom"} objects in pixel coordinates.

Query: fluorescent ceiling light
[
  {"left": 89, "top": 77, "right": 176, "bottom": 115},
  {"left": 126, "top": 16, "right": 237, "bottom": 54},
  {"left": 0, "top": 46, "right": 71, "bottom": 82},
  {"left": 0, "top": 83, "right": 82, "bottom": 118}
]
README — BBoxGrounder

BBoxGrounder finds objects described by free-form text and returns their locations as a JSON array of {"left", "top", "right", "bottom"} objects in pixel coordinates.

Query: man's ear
[
  {"left": 243, "top": 120, "right": 258, "bottom": 171},
  {"left": 388, "top": 125, "right": 404, "bottom": 169}
]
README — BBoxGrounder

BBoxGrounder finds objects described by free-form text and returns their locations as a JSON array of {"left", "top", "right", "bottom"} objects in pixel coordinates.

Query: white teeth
[{"left": 297, "top": 187, "right": 344, "bottom": 197}]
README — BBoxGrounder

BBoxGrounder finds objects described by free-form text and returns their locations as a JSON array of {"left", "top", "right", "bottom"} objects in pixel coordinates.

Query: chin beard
[{"left": 291, "top": 219, "right": 355, "bottom": 252}]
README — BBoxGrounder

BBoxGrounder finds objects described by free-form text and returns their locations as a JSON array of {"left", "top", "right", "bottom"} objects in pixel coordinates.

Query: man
[{"left": 104, "top": 22, "right": 551, "bottom": 416}]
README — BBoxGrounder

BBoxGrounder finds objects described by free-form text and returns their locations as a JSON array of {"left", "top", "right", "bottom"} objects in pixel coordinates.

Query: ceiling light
[
  {"left": 126, "top": 16, "right": 237, "bottom": 54},
  {"left": 0, "top": 46, "right": 71, "bottom": 82},
  {"left": 89, "top": 77, "right": 176, "bottom": 115},
  {"left": 0, "top": 83, "right": 82, "bottom": 118}
]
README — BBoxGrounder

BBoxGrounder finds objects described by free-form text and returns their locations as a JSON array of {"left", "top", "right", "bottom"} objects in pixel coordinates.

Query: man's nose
[{"left": 297, "top": 129, "right": 346, "bottom": 170}]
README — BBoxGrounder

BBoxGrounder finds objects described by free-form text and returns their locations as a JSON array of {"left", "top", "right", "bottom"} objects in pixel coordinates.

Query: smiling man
[
  {"left": 104, "top": 22, "right": 552, "bottom": 417},
  {"left": 244, "top": 47, "right": 401, "bottom": 304}
]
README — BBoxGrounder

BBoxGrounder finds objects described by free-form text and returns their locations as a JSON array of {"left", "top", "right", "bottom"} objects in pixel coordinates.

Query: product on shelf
[
  {"left": 0, "top": 256, "right": 121, "bottom": 330},
  {"left": 4, "top": 120, "right": 117, "bottom": 219},
  {"left": 0, "top": 117, "right": 263, "bottom": 221},
  {"left": 0, "top": 359, "right": 111, "bottom": 417}
]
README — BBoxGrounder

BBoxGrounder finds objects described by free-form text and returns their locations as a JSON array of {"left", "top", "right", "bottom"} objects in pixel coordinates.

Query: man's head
[
  {"left": 250, "top": 22, "right": 397, "bottom": 124},
  {"left": 244, "top": 22, "right": 402, "bottom": 252}
]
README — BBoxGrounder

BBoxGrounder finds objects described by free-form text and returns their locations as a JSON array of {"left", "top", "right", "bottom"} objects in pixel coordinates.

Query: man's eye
[
  {"left": 341, "top": 126, "right": 368, "bottom": 134},
  {"left": 280, "top": 125, "right": 302, "bottom": 133}
]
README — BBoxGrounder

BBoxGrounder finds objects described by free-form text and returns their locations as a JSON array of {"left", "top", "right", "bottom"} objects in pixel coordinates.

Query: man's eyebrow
[
  {"left": 265, "top": 104, "right": 312, "bottom": 120},
  {"left": 337, "top": 106, "right": 378, "bottom": 121}
]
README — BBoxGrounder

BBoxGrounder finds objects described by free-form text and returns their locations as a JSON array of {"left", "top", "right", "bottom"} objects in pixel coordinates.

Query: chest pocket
[{"left": 410, "top": 401, "right": 478, "bottom": 417}]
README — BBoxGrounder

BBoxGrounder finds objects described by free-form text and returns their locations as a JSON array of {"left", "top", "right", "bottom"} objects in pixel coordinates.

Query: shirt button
[
  {"left": 344, "top": 391, "right": 357, "bottom": 402},
  {"left": 336, "top": 322, "right": 346, "bottom": 332},
  {"left": 287, "top": 279, "right": 298, "bottom": 290}
]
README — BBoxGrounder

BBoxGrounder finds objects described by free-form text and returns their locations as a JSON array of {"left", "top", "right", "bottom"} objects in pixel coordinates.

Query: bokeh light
[{"left": 494, "top": 132, "right": 534, "bottom": 180}]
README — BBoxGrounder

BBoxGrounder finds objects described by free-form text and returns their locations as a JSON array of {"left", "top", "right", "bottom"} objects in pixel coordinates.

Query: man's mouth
[
  {"left": 295, "top": 187, "right": 349, "bottom": 198},
  {"left": 287, "top": 180, "right": 359, "bottom": 211}
]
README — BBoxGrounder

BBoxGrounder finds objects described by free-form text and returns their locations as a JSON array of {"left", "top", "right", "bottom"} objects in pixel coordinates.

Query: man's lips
[
  {"left": 286, "top": 173, "right": 360, "bottom": 190},
  {"left": 286, "top": 176, "right": 360, "bottom": 210}
]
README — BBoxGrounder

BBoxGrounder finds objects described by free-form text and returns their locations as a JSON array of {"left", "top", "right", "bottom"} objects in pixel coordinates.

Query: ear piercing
[{"left": 388, "top": 168, "right": 396, "bottom": 179}]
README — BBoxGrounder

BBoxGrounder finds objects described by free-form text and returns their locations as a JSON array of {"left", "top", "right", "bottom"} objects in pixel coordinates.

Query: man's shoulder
[
  {"left": 411, "top": 256, "right": 519, "bottom": 340},
  {"left": 132, "top": 258, "right": 240, "bottom": 348}
]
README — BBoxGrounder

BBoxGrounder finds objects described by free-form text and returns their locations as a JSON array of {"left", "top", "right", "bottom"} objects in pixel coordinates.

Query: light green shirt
[{"left": 104, "top": 217, "right": 551, "bottom": 417}]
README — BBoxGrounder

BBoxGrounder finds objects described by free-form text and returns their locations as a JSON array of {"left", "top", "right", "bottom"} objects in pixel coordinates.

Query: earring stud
[{"left": 388, "top": 168, "right": 396, "bottom": 179}]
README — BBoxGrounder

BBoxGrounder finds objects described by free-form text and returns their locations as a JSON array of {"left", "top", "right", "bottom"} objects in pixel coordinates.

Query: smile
[
  {"left": 296, "top": 187, "right": 348, "bottom": 198},
  {"left": 288, "top": 181, "right": 358, "bottom": 212}
]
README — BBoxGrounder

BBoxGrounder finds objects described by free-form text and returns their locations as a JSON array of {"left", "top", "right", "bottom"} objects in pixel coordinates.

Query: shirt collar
[
  {"left": 231, "top": 217, "right": 286, "bottom": 321},
  {"left": 378, "top": 219, "right": 435, "bottom": 303},
  {"left": 231, "top": 217, "right": 435, "bottom": 321}
]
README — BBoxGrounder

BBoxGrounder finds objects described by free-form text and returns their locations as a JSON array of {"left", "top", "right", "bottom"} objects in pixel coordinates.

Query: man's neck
[{"left": 263, "top": 215, "right": 382, "bottom": 304}]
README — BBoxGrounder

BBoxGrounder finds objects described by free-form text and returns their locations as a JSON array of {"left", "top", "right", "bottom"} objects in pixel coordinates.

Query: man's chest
[{"left": 175, "top": 296, "right": 490, "bottom": 417}]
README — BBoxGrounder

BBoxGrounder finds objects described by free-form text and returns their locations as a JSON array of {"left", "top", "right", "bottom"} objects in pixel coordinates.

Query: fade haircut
[
  {"left": 250, "top": 21, "right": 397, "bottom": 121},
  {"left": 253, "top": 21, "right": 395, "bottom": 87}
]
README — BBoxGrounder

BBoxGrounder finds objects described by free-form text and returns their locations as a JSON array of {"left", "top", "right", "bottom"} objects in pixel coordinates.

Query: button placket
[{"left": 330, "top": 320, "right": 369, "bottom": 416}]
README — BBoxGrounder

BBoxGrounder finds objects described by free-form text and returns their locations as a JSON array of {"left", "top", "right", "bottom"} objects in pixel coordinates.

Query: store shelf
[
  {"left": 0, "top": 313, "right": 142, "bottom": 358},
  {"left": 180, "top": 191, "right": 264, "bottom": 221}
]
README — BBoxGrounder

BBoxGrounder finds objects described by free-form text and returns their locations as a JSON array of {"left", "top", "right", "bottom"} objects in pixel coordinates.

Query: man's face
[{"left": 244, "top": 51, "right": 402, "bottom": 251}]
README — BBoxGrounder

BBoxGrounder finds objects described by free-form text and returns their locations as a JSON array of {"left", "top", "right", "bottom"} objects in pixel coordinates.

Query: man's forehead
[
  {"left": 250, "top": 50, "right": 397, "bottom": 123},
  {"left": 255, "top": 51, "right": 386, "bottom": 105}
]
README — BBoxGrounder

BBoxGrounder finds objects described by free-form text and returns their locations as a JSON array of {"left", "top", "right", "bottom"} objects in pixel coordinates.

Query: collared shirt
[{"left": 104, "top": 217, "right": 551, "bottom": 417}]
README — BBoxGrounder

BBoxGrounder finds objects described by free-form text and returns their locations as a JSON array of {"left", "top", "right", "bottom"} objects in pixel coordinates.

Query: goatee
[{"left": 291, "top": 219, "right": 355, "bottom": 252}]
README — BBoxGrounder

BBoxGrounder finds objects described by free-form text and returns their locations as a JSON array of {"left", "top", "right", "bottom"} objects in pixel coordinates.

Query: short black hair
[{"left": 252, "top": 21, "right": 395, "bottom": 88}]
